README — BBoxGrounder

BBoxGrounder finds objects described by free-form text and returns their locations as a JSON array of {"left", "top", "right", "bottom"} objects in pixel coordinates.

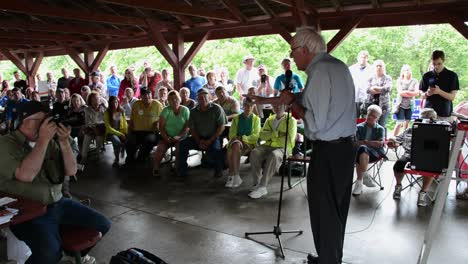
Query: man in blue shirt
[
  {"left": 273, "top": 58, "right": 304, "bottom": 95},
  {"left": 106, "top": 65, "right": 121, "bottom": 97},
  {"left": 184, "top": 65, "right": 206, "bottom": 100},
  {"left": 5, "top": 88, "right": 29, "bottom": 130}
]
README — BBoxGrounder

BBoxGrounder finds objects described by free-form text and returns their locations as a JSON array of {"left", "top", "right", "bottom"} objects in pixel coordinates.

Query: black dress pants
[{"left": 308, "top": 139, "right": 357, "bottom": 264}]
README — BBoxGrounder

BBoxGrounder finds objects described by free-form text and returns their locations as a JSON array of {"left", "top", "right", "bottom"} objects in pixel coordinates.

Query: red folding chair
[{"left": 402, "top": 166, "right": 442, "bottom": 202}]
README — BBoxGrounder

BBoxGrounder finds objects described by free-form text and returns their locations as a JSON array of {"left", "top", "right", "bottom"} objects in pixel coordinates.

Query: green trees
[{"left": 1, "top": 24, "right": 466, "bottom": 107}]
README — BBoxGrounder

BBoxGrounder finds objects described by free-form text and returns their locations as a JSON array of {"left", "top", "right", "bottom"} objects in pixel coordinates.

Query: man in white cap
[{"left": 235, "top": 55, "right": 260, "bottom": 96}]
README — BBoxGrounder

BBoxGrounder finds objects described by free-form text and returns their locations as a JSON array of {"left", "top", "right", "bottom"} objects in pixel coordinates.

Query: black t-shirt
[
  {"left": 14, "top": 80, "right": 28, "bottom": 94},
  {"left": 52, "top": 101, "right": 70, "bottom": 118},
  {"left": 419, "top": 68, "right": 459, "bottom": 117}
]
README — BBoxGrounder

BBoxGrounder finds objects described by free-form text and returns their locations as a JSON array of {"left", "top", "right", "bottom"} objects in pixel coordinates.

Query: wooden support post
[
  {"left": 275, "top": 24, "right": 292, "bottom": 43},
  {"left": 172, "top": 32, "right": 185, "bottom": 89},
  {"left": 65, "top": 45, "right": 109, "bottom": 81},
  {"left": 146, "top": 19, "right": 178, "bottom": 68},
  {"left": 327, "top": 16, "right": 363, "bottom": 53},
  {"left": 24, "top": 52, "right": 44, "bottom": 88}
]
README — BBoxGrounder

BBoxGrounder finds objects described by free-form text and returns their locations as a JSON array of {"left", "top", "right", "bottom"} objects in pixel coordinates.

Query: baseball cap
[
  {"left": 243, "top": 55, "right": 255, "bottom": 63},
  {"left": 197, "top": 88, "right": 209, "bottom": 96}
]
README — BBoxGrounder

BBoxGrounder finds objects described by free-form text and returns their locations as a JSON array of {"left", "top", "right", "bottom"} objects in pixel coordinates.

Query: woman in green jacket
[
  {"left": 104, "top": 96, "right": 128, "bottom": 167},
  {"left": 225, "top": 98, "right": 261, "bottom": 188}
]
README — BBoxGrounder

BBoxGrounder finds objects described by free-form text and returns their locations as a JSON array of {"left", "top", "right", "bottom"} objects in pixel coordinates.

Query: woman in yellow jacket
[
  {"left": 248, "top": 103, "right": 297, "bottom": 199},
  {"left": 104, "top": 96, "right": 128, "bottom": 167},
  {"left": 225, "top": 98, "right": 261, "bottom": 188}
]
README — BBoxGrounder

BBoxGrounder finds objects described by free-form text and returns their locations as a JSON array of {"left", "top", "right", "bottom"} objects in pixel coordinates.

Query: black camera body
[
  {"left": 50, "top": 113, "right": 84, "bottom": 127},
  {"left": 260, "top": 74, "right": 266, "bottom": 83}
]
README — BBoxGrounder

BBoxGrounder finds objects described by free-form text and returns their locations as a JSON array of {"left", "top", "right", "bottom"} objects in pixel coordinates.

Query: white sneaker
[
  {"left": 352, "top": 181, "right": 364, "bottom": 196},
  {"left": 225, "top": 176, "right": 234, "bottom": 188},
  {"left": 250, "top": 183, "right": 260, "bottom": 191},
  {"left": 81, "top": 255, "right": 96, "bottom": 264},
  {"left": 363, "top": 172, "right": 376, "bottom": 187},
  {"left": 417, "top": 192, "right": 428, "bottom": 207},
  {"left": 248, "top": 186, "right": 268, "bottom": 199},
  {"left": 61, "top": 255, "right": 96, "bottom": 264},
  {"left": 232, "top": 175, "right": 243, "bottom": 188}
]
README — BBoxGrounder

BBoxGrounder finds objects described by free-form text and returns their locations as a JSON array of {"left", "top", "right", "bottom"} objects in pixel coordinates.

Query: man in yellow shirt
[{"left": 125, "top": 87, "right": 163, "bottom": 166}]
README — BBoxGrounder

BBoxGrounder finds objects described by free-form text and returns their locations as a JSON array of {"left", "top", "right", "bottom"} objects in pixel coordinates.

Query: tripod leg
[
  {"left": 276, "top": 235, "right": 285, "bottom": 259},
  {"left": 281, "top": 230, "right": 303, "bottom": 235}
]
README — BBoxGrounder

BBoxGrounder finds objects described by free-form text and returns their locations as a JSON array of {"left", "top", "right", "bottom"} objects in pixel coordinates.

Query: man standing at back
[
  {"left": 273, "top": 58, "right": 304, "bottom": 96},
  {"left": 420, "top": 50, "right": 459, "bottom": 121},
  {"left": 184, "top": 65, "right": 206, "bottom": 101},
  {"left": 246, "top": 27, "right": 356, "bottom": 264},
  {"left": 67, "top": 68, "right": 87, "bottom": 96},
  {"left": 57, "top": 68, "right": 73, "bottom": 89},
  {"left": 349, "top": 50, "right": 372, "bottom": 118},
  {"left": 107, "top": 65, "right": 121, "bottom": 97},
  {"left": 236, "top": 55, "right": 259, "bottom": 96},
  {"left": 13, "top": 71, "right": 28, "bottom": 95}
]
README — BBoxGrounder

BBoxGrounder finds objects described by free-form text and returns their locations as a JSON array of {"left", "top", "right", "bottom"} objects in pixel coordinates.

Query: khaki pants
[{"left": 250, "top": 145, "right": 284, "bottom": 187}]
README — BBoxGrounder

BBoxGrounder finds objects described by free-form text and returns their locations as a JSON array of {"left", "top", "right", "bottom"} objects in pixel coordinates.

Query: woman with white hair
[
  {"left": 393, "top": 64, "right": 420, "bottom": 136},
  {"left": 180, "top": 87, "right": 196, "bottom": 109},
  {"left": 218, "top": 67, "right": 234, "bottom": 95},
  {"left": 352, "top": 105, "right": 386, "bottom": 196},
  {"left": 366, "top": 59, "right": 392, "bottom": 130}
]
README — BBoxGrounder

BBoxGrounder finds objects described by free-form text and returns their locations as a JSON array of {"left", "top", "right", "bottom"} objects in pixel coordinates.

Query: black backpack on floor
[{"left": 110, "top": 248, "right": 168, "bottom": 264}]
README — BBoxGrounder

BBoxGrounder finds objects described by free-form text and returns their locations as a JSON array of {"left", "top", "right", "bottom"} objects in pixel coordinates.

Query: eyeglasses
[{"left": 290, "top": 46, "right": 303, "bottom": 54}]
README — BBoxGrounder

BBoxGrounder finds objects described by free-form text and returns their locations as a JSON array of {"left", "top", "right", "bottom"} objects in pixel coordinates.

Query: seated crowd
[{"left": 0, "top": 48, "right": 464, "bottom": 263}]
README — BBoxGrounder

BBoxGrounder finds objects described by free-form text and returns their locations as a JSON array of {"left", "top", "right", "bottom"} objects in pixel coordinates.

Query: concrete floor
[{"left": 2, "top": 146, "right": 468, "bottom": 264}]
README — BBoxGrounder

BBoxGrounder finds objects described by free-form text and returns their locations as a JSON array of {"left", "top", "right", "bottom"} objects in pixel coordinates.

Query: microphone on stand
[{"left": 284, "top": 70, "right": 293, "bottom": 91}]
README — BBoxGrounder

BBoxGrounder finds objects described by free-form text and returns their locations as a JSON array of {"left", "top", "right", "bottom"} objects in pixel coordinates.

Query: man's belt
[{"left": 311, "top": 136, "right": 356, "bottom": 144}]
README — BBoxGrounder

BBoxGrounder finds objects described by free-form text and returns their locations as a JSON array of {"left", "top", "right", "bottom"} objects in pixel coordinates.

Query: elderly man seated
[
  {"left": 0, "top": 101, "right": 110, "bottom": 263},
  {"left": 213, "top": 86, "right": 240, "bottom": 122},
  {"left": 178, "top": 88, "right": 227, "bottom": 178},
  {"left": 248, "top": 103, "right": 297, "bottom": 199},
  {"left": 125, "top": 87, "right": 163, "bottom": 166},
  {"left": 389, "top": 108, "right": 440, "bottom": 207},
  {"left": 352, "top": 105, "right": 386, "bottom": 196}
]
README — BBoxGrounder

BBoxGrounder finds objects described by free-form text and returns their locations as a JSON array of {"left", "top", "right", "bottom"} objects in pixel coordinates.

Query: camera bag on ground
[{"left": 110, "top": 248, "right": 168, "bottom": 264}]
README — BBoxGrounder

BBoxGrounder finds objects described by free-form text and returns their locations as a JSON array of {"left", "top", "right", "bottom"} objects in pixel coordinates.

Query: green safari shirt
[{"left": 0, "top": 130, "right": 65, "bottom": 205}]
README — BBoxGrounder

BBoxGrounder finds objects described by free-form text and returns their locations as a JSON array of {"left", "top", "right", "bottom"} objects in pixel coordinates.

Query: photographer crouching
[{"left": 0, "top": 101, "right": 110, "bottom": 264}]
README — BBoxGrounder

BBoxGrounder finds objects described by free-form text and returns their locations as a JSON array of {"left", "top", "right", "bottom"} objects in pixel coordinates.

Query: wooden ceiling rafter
[
  {"left": 0, "top": 0, "right": 148, "bottom": 26},
  {"left": 99, "top": 0, "right": 238, "bottom": 22},
  {"left": 327, "top": 16, "right": 365, "bottom": 52},
  {"left": 254, "top": 0, "right": 278, "bottom": 18},
  {"left": 220, "top": 0, "right": 248, "bottom": 22}
]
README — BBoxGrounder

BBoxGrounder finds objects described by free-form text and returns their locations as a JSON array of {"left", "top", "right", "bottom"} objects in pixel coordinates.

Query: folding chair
[
  {"left": 402, "top": 166, "right": 441, "bottom": 202},
  {"left": 286, "top": 139, "right": 311, "bottom": 189}
]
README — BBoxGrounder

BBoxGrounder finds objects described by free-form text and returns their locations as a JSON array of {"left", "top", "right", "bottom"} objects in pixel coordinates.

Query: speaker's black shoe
[{"left": 307, "top": 253, "right": 319, "bottom": 264}]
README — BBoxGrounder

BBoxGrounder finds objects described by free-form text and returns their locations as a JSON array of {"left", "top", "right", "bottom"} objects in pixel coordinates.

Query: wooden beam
[
  {"left": 274, "top": 24, "right": 292, "bottom": 43},
  {"left": 0, "top": 31, "right": 84, "bottom": 42},
  {"left": 173, "top": 15, "right": 194, "bottom": 27},
  {"left": 25, "top": 52, "right": 44, "bottom": 87},
  {"left": 327, "top": 16, "right": 364, "bottom": 53},
  {"left": 449, "top": 16, "right": 468, "bottom": 39},
  {"left": 371, "top": 0, "right": 380, "bottom": 8},
  {"left": 220, "top": 0, "right": 247, "bottom": 22},
  {"left": 255, "top": 0, "right": 277, "bottom": 18},
  {"left": 172, "top": 32, "right": 185, "bottom": 89},
  {"left": 0, "top": 20, "right": 132, "bottom": 36},
  {"left": 90, "top": 45, "right": 109, "bottom": 72},
  {"left": 64, "top": 46, "right": 88, "bottom": 74},
  {"left": 100, "top": 0, "right": 237, "bottom": 22},
  {"left": 329, "top": 0, "right": 342, "bottom": 12},
  {"left": 181, "top": 31, "right": 210, "bottom": 69},
  {"left": 145, "top": 19, "right": 178, "bottom": 67},
  {"left": 0, "top": 49, "right": 27, "bottom": 74},
  {"left": 0, "top": 0, "right": 147, "bottom": 26},
  {"left": 270, "top": 0, "right": 318, "bottom": 16},
  {"left": 290, "top": 0, "right": 308, "bottom": 26},
  {"left": 28, "top": 52, "right": 44, "bottom": 77}
]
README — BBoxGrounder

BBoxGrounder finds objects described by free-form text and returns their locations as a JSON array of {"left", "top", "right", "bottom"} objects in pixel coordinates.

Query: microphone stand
[{"left": 245, "top": 78, "right": 303, "bottom": 259}]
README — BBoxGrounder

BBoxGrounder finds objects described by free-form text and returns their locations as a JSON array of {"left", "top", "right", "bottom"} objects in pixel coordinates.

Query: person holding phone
[{"left": 420, "top": 50, "right": 459, "bottom": 122}]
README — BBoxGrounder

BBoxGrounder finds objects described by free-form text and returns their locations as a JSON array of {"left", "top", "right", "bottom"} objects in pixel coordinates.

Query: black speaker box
[{"left": 410, "top": 122, "right": 451, "bottom": 172}]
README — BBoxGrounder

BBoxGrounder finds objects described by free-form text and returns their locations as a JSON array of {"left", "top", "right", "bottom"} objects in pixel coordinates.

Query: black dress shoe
[{"left": 307, "top": 253, "right": 319, "bottom": 264}]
